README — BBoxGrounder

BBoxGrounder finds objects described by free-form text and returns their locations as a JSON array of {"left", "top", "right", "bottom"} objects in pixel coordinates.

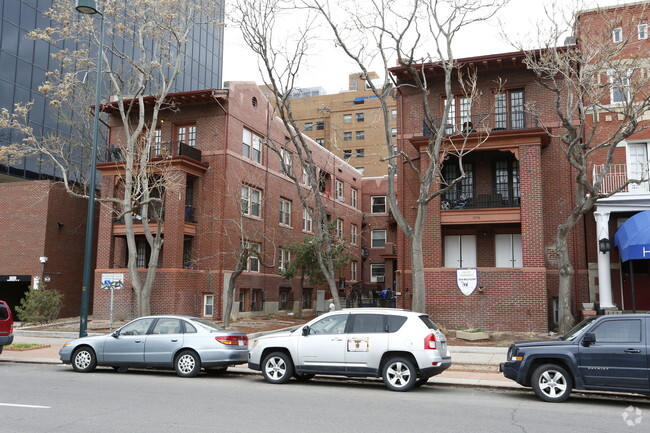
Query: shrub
[{"left": 15, "top": 285, "right": 63, "bottom": 324}]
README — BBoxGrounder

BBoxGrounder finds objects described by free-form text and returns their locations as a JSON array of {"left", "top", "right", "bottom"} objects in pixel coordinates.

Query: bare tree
[
  {"left": 308, "top": 0, "right": 507, "bottom": 312},
  {"left": 1, "top": 0, "right": 224, "bottom": 316},
  {"left": 514, "top": 2, "right": 650, "bottom": 333},
  {"left": 233, "top": 0, "right": 356, "bottom": 309}
]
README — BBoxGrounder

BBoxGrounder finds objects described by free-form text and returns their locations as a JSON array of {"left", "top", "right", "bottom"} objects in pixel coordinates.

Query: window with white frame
[
  {"left": 627, "top": 142, "right": 650, "bottom": 192},
  {"left": 608, "top": 68, "right": 633, "bottom": 104},
  {"left": 351, "top": 188, "right": 358, "bottom": 208},
  {"left": 280, "top": 149, "right": 293, "bottom": 176},
  {"left": 343, "top": 132, "right": 352, "bottom": 141},
  {"left": 444, "top": 97, "right": 456, "bottom": 134},
  {"left": 304, "top": 122, "right": 313, "bottom": 131},
  {"left": 356, "top": 167, "right": 365, "bottom": 176},
  {"left": 241, "top": 185, "right": 262, "bottom": 217},
  {"left": 177, "top": 124, "right": 197, "bottom": 147},
  {"left": 316, "top": 138, "right": 325, "bottom": 146},
  {"left": 351, "top": 260, "right": 358, "bottom": 281},
  {"left": 391, "top": 128, "right": 397, "bottom": 137},
  {"left": 336, "top": 179, "right": 344, "bottom": 201},
  {"left": 639, "top": 23, "right": 648, "bottom": 39},
  {"left": 302, "top": 207, "right": 313, "bottom": 232},
  {"left": 335, "top": 218, "right": 344, "bottom": 238},
  {"left": 343, "top": 114, "right": 352, "bottom": 123},
  {"left": 350, "top": 224, "right": 358, "bottom": 245},
  {"left": 153, "top": 129, "right": 162, "bottom": 156},
  {"left": 495, "top": 234, "right": 523, "bottom": 267},
  {"left": 371, "top": 196, "right": 387, "bottom": 213},
  {"left": 391, "top": 109, "right": 397, "bottom": 119},
  {"left": 278, "top": 248, "right": 291, "bottom": 272},
  {"left": 371, "top": 230, "right": 386, "bottom": 248},
  {"left": 302, "top": 167, "right": 309, "bottom": 184},
  {"left": 279, "top": 198, "right": 291, "bottom": 226},
  {"left": 203, "top": 294, "right": 214, "bottom": 316},
  {"left": 444, "top": 235, "right": 477, "bottom": 268},
  {"left": 244, "top": 242, "right": 261, "bottom": 272},
  {"left": 371, "top": 264, "right": 385, "bottom": 282},
  {"left": 242, "top": 129, "right": 262, "bottom": 163},
  {"left": 613, "top": 27, "right": 622, "bottom": 42}
]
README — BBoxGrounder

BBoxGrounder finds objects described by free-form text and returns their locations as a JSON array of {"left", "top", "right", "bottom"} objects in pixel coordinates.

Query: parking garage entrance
[{"left": 0, "top": 275, "right": 31, "bottom": 313}]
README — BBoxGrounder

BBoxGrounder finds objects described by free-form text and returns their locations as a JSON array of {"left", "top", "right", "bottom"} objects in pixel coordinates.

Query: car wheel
[
  {"left": 72, "top": 347, "right": 97, "bottom": 373},
  {"left": 414, "top": 376, "right": 430, "bottom": 388},
  {"left": 206, "top": 366, "right": 228, "bottom": 375},
  {"left": 294, "top": 373, "right": 315, "bottom": 382},
  {"left": 175, "top": 350, "right": 201, "bottom": 377},
  {"left": 382, "top": 357, "right": 417, "bottom": 392},
  {"left": 0, "top": 345, "right": 3, "bottom": 355},
  {"left": 262, "top": 352, "right": 294, "bottom": 384},
  {"left": 531, "top": 363, "right": 572, "bottom": 403}
]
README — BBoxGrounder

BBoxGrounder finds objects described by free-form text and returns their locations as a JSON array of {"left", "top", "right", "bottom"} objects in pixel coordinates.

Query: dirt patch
[{"left": 447, "top": 331, "right": 558, "bottom": 347}]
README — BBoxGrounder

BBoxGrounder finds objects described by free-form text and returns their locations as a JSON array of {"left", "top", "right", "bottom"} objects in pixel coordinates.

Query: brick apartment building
[
  {"left": 389, "top": 2, "right": 650, "bottom": 332},
  {"left": 264, "top": 73, "right": 398, "bottom": 178},
  {"left": 92, "top": 82, "right": 364, "bottom": 320}
]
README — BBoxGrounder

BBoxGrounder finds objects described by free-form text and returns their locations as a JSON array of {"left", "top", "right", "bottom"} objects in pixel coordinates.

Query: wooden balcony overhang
[
  {"left": 440, "top": 207, "right": 521, "bottom": 225},
  {"left": 97, "top": 157, "right": 209, "bottom": 177}
]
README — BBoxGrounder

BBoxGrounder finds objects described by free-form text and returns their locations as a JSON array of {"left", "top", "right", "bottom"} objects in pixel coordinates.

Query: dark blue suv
[{"left": 500, "top": 314, "right": 649, "bottom": 402}]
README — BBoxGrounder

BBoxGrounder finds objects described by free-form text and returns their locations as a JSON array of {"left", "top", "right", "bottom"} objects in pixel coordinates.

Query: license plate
[{"left": 239, "top": 340, "right": 245, "bottom": 346}]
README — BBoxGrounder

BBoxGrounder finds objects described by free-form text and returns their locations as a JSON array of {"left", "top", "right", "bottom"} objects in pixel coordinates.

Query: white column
[{"left": 594, "top": 211, "right": 615, "bottom": 308}]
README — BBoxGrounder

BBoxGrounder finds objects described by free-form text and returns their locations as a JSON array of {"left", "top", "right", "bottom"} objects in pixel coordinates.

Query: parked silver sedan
[{"left": 59, "top": 315, "right": 248, "bottom": 377}]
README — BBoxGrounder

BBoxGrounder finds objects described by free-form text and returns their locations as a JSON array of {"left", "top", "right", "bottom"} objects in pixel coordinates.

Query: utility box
[{"left": 316, "top": 290, "right": 326, "bottom": 312}]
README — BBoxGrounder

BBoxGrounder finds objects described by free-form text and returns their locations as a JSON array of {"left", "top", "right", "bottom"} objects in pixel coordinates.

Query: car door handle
[
  {"left": 331, "top": 338, "right": 343, "bottom": 342},
  {"left": 135, "top": 340, "right": 142, "bottom": 343},
  {"left": 624, "top": 349, "right": 641, "bottom": 354},
  {"left": 171, "top": 339, "right": 178, "bottom": 342}
]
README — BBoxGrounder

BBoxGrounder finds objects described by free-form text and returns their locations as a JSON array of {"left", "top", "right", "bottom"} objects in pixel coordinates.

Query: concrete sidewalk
[{"left": 1, "top": 330, "right": 521, "bottom": 390}]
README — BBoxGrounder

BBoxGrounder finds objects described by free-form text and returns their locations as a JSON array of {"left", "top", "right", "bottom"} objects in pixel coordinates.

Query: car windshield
[
  {"left": 191, "top": 318, "right": 224, "bottom": 332},
  {"left": 563, "top": 317, "right": 598, "bottom": 341}
]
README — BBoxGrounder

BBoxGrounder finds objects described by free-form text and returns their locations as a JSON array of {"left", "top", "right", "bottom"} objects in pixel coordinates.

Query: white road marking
[{"left": 0, "top": 403, "right": 51, "bottom": 409}]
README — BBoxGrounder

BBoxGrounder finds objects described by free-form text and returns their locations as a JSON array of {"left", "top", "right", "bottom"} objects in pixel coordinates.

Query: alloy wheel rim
[
  {"left": 266, "top": 357, "right": 286, "bottom": 380},
  {"left": 179, "top": 354, "right": 195, "bottom": 373},
  {"left": 539, "top": 370, "right": 567, "bottom": 398},
  {"left": 75, "top": 351, "right": 91, "bottom": 369},
  {"left": 387, "top": 362, "right": 411, "bottom": 388}
]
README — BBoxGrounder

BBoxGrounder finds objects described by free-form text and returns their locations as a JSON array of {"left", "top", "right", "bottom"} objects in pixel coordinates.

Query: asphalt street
[{"left": 2, "top": 363, "right": 649, "bottom": 433}]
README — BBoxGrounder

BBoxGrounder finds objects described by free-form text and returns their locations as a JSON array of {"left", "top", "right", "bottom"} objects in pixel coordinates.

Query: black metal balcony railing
[
  {"left": 423, "top": 112, "right": 539, "bottom": 137},
  {"left": 106, "top": 141, "right": 202, "bottom": 163},
  {"left": 441, "top": 187, "right": 520, "bottom": 210}
]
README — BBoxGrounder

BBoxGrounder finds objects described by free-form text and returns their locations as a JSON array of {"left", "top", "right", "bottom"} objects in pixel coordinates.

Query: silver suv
[{"left": 248, "top": 308, "right": 451, "bottom": 391}]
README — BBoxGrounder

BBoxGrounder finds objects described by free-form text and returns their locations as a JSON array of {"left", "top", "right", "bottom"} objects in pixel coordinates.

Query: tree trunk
[{"left": 556, "top": 222, "right": 576, "bottom": 334}]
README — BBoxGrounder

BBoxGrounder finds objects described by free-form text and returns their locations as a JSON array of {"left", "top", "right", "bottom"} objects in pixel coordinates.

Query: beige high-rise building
[{"left": 263, "top": 73, "right": 397, "bottom": 178}]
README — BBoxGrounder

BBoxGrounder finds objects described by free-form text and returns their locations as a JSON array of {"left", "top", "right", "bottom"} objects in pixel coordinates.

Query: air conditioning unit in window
[{"left": 376, "top": 276, "right": 385, "bottom": 282}]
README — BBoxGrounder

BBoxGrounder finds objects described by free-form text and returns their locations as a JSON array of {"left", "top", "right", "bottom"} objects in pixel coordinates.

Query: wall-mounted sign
[
  {"left": 456, "top": 268, "right": 478, "bottom": 296},
  {"left": 2, "top": 275, "right": 31, "bottom": 283}
]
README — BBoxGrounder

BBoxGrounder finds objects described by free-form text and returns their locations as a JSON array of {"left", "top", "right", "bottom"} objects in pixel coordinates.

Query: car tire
[
  {"left": 382, "top": 357, "right": 417, "bottom": 392},
  {"left": 531, "top": 363, "right": 572, "bottom": 403},
  {"left": 0, "top": 345, "right": 3, "bottom": 355},
  {"left": 294, "top": 373, "right": 315, "bottom": 382},
  {"left": 414, "top": 376, "right": 430, "bottom": 388},
  {"left": 72, "top": 346, "right": 97, "bottom": 373},
  {"left": 175, "top": 350, "right": 201, "bottom": 377},
  {"left": 262, "top": 352, "right": 294, "bottom": 384}
]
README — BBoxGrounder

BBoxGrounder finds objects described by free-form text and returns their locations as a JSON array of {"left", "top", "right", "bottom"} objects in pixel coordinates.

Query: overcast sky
[{"left": 222, "top": 0, "right": 634, "bottom": 94}]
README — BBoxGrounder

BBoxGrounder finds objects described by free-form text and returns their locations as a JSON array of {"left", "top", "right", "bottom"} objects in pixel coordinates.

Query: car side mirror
[
  {"left": 112, "top": 330, "right": 120, "bottom": 338},
  {"left": 582, "top": 332, "right": 596, "bottom": 346},
  {"left": 302, "top": 326, "right": 310, "bottom": 336}
]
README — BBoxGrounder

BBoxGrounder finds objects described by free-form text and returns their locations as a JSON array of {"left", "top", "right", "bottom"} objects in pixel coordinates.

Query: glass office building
[{"left": 0, "top": 0, "right": 225, "bottom": 180}]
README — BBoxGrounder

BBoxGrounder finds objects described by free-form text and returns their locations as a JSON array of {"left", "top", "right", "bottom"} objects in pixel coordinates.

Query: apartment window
[
  {"left": 356, "top": 131, "right": 365, "bottom": 140},
  {"left": 444, "top": 235, "right": 477, "bottom": 268},
  {"left": 343, "top": 114, "right": 352, "bottom": 123},
  {"left": 444, "top": 97, "right": 456, "bottom": 134},
  {"left": 304, "top": 122, "right": 313, "bottom": 131},
  {"left": 316, "top": 121, "right": 325, "bottom": 130},
  {"left": 183, "top": 238, "right": 193, "bottom": 268},
  {"left": 177, "top": 124, "right": 196, "bottom": 147},
  {"left": 302, "top": 207, "right": 313, "bottom": 232},
  {"left": 335, "top": 218, "right": 344, "bottom": 238},
  {"left": 609, "top": 68, "right": 632, "bottom": 104},
  {"left": 371, "top": 196, "right": 387, "bottom": 213},
  {"left": 239, "top": 290, "right": 247, "bottom": 312},
  {"left": 153, "top": 129, "right": 162, "bottom": 156},
  {"left": 318, "top": 170, "right": 331, "bottom": 193},
  {"left": 356, "top": 113, "right": 365, "bottom": 122},
  {"left": 495, "top": 159, "right": 520, "bottom": 205},
  {"left": 371, "top": 230, "right": 386, "bottom": 248},
  {"left": 371, "top": 264, "right": 386, "bottom": 283},
  {"left": 343, "top": 132, "right": 352, "bottom": 141},
  {"left": 356, "top": 167, "right": 365, "bottom": 176},
  {"left": 351, "top": 260, "right": 358, "bottom": 281},
  {"left": 316, "top": 138, "right": 325, "bottom": 146},
  {"left": 626, "top": 142, "right": 649, "bottom": 192},
  {"left": 251, "top": 289, "right": 263, "bottom": 311},
  {"left": 279, "top": 248, "right": 291, "bottom": 272},
  {"left": 242, "top": 129, "right": 262, "bottom": 163},
  {"left": 351, "top": 188, "right": 358, "bottom": 208},
  {"left": 351, "top": 224, "right": 358, "bottom": 245},
  {"left": 343, "top": 150, "right": 352, "bottom": 159},
  {"left": 356, "top": 149, "right": 365, "bottom": 158},
  {"left": 279, "top": 198, "right": 291, "bottom": 226},
  {"left": 494, "top": 89, "right": 525, "bottom": 130},
  {"left": 459, "top": 97, "right": 471, "bottom": 127},
  {"left": 302, "top": 168, "right": 309, "bottom": 184},
  {"left": 391, "top": 128, "right": 397, "bottom": 137},
  {"left": 245, "top": 242, "right": 261, "bottom": 272},
  {"left": 335, "top": 179, "right": 344, "bottom": 201},
  {"left": 280, "top": 149, "right": 293, "bottom": 176},
  {"left": 495, "top": 234, "right": 523, "bottom": 267},
  {"left": 203, "top": 294, "right": 214, "bottom": 317},
  {"left": 241, "top": 185, "right": 262, "bottom": 217},
  {"left": 391, "top": 109, "right": 397, "bottom": 119},
  {"left": 639, "top": 23, "right": 648, "bottom": 39},
  {"left": 613, "top": 27, "right": 622, "bottom": 43},
  {"left": 135, "top": 239, "right": 149, "bottom": 268},
  {"left": 442, "top": 162, "right": 473, "bottom": 207}
]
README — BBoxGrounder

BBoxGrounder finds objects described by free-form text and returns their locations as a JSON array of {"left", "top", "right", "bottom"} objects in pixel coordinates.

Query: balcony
[
  {"left": 423, "top": 112, "right": 539, "bottom": 137},
  {"left": 441, "top": 187, "right": 520, "bottom": 210},
  {"left": 593, "top": 163, "right": 650, "bottom": 194},
  {"left": 106, "top": 141, "right": 202, "bottom": 163}
]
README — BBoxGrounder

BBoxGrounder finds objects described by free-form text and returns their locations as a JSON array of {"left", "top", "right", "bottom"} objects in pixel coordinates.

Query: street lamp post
[{"left": 76, "top": 0, "right": 104, "bottom": 337}]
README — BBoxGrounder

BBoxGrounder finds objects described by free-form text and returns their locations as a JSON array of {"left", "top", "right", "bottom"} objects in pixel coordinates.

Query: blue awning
[{"left": 613, "top": 210, "right": 650, "bottom": 262}]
